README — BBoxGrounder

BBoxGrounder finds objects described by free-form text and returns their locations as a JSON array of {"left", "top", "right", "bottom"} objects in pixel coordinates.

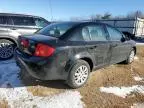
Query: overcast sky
[{"left": 0, "top": 0, "right": 143, "bottom": 21}]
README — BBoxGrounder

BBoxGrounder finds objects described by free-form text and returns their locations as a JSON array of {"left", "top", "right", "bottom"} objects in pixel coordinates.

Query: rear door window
[
  {"left": 11, "top": 16, "right": 35, "bottom": 26},
  {"left": 86, "top": 25, "right": 107, "bottom": 41},
  {"left": 81, "top": 25, "right": 107, "bottom": 41},
  {"left": 70, "top": 24, "right": 107, "bottom": 41}
]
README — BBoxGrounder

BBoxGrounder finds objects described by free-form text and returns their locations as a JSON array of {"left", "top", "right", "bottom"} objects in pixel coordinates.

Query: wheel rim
[
  {"left": 129, "top": 50, "right": 135, "bottom": 63},
  {"left": 0, "top": 42, "right": 14, "bottom": 59},
  {"left": 74, "top": 65, "right": 89, "bottom": 86}
]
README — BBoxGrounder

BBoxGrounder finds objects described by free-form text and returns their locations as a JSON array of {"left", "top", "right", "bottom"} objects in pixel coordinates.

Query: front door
[{"left": 106, "top": 26, "right": 132, "bottom": 64}]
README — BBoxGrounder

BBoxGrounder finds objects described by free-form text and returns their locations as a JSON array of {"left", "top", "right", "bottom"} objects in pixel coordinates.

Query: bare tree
[
  {"left": 70, "top": 16, "right": 87, "bottom": 21},
  {"left": 127, "top": 10, "right": 144, "bottom": 18},
  {"left": 114, "top": 15, "right": 125, "bottom": 19},
  {"left": 89, "top": 12, "right": 112, "bottom": 20},
  {"left": 70, "top": 10, "right": 144, "bottom": 21},
  {"left": 101, "top": 12, "right": 112, "bottom": 19},
  {"left": 90, "top": 14, "right": 102, "bottom": 21}
]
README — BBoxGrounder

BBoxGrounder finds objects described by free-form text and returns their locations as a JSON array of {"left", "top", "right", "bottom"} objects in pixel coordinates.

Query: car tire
[
  {"left": 125, "top": 49, "right": 135, "bottom": 64},
  {"left": 0, "top": 39, "right": 16, "bottom": 60},
  {"left": 67, "top": 60, "right": 90, "bottom": 89}
]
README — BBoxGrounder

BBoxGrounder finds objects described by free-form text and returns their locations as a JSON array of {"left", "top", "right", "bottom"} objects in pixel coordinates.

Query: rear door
[
  {"left": 83, "top": 24, "right": 111, "bottom": 67},
  {"left": 8, "top": 16, "right": 39, "bottom": 37},
  {"left": 106, "top": 25, "right": 132, "bottom": 64}
]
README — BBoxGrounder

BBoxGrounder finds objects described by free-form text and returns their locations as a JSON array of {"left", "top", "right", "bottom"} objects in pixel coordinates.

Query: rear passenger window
[
  {"left": 82, "top": 27, "right": 91, "bottom": 41},
  {"left": 86, "top": 25, "right": 107, "bottom": 41},
  {"left": 12, "top": 16, "right": 35, "bottom": 26},
  {"left": 70, "top": 25, "right": 107, "bottom": 41},
  {"left": 81, "top": 25, "right": 107, "bottom": 41},
  {"left": 107, "top": 26, "right": 122, "bottom": 41},
  {"left": 0, "top": 16, "right": 7, "bottom": 24}
]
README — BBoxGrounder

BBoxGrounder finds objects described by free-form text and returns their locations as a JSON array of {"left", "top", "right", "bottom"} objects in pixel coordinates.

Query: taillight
[
  {"left": 34, "top": 43, "right": 55, "bottom": 57},
  {"left": 20, "top": 39, "right": 29, "bottom": 48}
]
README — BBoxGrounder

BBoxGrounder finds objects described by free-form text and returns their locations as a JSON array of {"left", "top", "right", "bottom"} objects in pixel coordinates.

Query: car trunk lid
[{"left": 18, "top": 34, "right": 58, "bottom": 56}]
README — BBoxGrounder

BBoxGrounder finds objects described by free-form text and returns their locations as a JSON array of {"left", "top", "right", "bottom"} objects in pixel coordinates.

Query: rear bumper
[{"left": 15, "top": 50, "right": 68, "bottom": 80}]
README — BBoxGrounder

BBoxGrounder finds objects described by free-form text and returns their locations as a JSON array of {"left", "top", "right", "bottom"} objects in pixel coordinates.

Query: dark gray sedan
[{"left": 15, "top": 22, "right": 136, "bottom": 88}]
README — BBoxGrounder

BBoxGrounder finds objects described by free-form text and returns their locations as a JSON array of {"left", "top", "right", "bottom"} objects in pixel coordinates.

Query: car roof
[
  {"left": 54, "top": 21, "right": 107, "bottom": 26},
  {"left": 0, "top": 13, "right": 43, "bottom": 18}
]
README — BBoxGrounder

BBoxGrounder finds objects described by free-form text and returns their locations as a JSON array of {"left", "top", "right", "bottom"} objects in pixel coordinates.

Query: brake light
[
  {"left": 34, "top": 43, "right": 55, "bottom": 57},
  {"left": 20, "top": 39, "right": 29, "bottom": 48}
]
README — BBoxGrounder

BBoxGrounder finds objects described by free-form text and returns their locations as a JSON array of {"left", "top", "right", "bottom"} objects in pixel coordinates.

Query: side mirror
[{"left": 121, "top": 37, "right": 126, "bottom": 42}]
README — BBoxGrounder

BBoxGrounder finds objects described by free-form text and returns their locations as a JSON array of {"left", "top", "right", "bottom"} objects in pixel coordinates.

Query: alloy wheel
[
  {"left": 129, "top": 50, "right": 135, "bottom": 63},
  {"left": 0, "top": 42, "right": 14, "bottom": 59},
  {"left": 74, "top": 65, "right": 89, "bottom": 86}
]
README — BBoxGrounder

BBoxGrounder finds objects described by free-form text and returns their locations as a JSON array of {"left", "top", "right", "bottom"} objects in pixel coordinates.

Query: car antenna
[{"left": 49, "top": 0, "right": 53, "bottom": 21}]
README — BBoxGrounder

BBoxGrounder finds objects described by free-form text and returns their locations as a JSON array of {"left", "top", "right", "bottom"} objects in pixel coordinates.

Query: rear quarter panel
[{"left": 57, "top": 41, "right": 94, "bottom": 73}]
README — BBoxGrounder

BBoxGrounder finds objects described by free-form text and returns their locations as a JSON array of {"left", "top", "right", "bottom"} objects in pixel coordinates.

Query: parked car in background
[
  {"left": 15, "top": 22, "right": 136, "bottom": 88},
  {"left": 0, "top": 13, "right": 50, "bottom": 60}
]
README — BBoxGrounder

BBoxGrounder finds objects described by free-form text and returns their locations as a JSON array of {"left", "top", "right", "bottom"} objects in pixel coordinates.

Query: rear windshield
[{"left": 36, "top": 22, "right": 77, "bottom": 37}]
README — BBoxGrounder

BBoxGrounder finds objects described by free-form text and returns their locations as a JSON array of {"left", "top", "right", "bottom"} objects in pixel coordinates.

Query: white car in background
[{"left": 0, "top": 13, "right": 50, "bottom": 60}]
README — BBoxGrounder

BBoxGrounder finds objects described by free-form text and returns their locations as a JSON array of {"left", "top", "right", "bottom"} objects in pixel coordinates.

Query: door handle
[
  {"left": 111, "top": 44, "right": 118, "bottom": 47},
  {"left": 89, "top": 46, "right": 97, "bottom": 49},
  {"left": 10, "top": 28, "right": 17, "bottom": 30}
]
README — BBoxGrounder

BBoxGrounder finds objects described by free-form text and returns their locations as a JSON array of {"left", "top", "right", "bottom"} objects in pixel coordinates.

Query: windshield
[{"left": 36, "top": 22, "right": 77, "bottom": 37}]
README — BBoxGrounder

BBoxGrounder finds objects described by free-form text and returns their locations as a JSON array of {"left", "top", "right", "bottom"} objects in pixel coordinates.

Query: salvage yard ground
[{"left": 0, "top": 45, "right": 144, "bottom": 108}]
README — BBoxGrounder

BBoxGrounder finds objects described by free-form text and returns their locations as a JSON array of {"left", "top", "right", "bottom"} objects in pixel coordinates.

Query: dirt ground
[
  {"left": 1, "top": 46, "right": 144, "bottom": 108},
  {"left": 26, "top": 45, "right": 144, "bottom": 108},
  {"left": 79, "top": 46, "right": 144, "bottom": 108}
]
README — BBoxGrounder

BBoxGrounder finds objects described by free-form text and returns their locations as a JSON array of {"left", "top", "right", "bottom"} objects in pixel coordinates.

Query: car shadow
[
  {"left": 0, "top": 59, "right": 70, "bottom": 89},
  {"left": 19, "top": 69, "right": 70, "bottom": 89}
]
